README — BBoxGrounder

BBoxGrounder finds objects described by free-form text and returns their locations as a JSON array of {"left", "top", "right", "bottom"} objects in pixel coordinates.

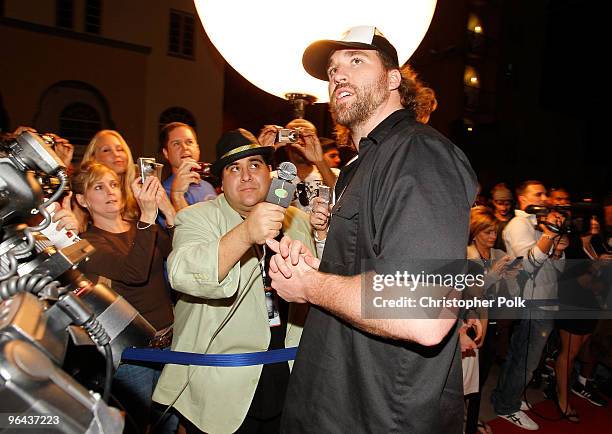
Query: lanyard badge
[{"left": 257, "top": 244, "right": 282, "bottom": 327}]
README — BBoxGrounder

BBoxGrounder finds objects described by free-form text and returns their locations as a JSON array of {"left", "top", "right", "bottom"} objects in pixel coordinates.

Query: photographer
[
  {"left": 13, "top": 126, "right": 74, "bottom": 170},
  {"left": 491, "top": 180, "right": 569, "bottom": 430},
  {"left": 159, "top": 122, "right": 216, "bottom": 213},
  {"left": 259, "top": 119, "right": 339, "bottom": 212}
]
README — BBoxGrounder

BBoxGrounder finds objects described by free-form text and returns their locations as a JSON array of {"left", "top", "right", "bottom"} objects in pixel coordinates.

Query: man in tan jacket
[{"left": 153, "top": 129, "right": 314, "bottom": 434}]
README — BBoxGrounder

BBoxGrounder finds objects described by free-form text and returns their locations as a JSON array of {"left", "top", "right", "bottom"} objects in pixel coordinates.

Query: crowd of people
[{"left": 1, "top": 25, "right": 611, "bottom": 434}]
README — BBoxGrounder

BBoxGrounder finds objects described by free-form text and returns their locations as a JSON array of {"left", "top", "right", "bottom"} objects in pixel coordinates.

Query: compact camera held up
[
  {"left": 190, "top": 161, "right": 213, "bottom": 178},
  {"left": 137, "top": 157, "right": 163, "bottom": 183},
  {"left": 276, "top": 128, "right": 301, "bottom": 144}
]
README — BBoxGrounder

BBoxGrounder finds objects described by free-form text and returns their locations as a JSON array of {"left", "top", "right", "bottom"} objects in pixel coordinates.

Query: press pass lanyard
[{"left": 254, "top": 244, "right": 281, "bottom": 327}]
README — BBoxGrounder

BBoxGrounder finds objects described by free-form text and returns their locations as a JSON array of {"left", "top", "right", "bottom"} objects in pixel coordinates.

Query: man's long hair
[
  {"left": 378, "top": 51, "right": 437, "bottom": 123},
  {"left": 333, "top": 56, "right": 437, "bottom": 147}
]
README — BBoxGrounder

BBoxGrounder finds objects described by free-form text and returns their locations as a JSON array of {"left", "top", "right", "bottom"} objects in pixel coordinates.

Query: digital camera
[
  {"left": 190, "top": 161, "right": 212, "bottom": 177},
  {"left": 276, "top": 128, "right": 300, "bottom": 144},
  {"left": 138, "top": 157, "right": 158, "bottom": 183}
]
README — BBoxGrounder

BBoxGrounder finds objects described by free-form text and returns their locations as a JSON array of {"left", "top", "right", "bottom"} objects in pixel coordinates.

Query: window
[
  {"left": 35, "top": 81, "right": 114, "bottom": 163},
  {"left": 168, "top": 9, "right": 196, "bottom": 59},
  {"left": 159, "top": 107, "right": 196, "bottom": 131},
  {"left": 85, "top": 0, "right": 102, "bottom": 34},
  {"left": 56, "top": 0, "right": 74, "bottom": 29},
  {"left": 59, "top": 102, "right": 101, "bottom": 146}
]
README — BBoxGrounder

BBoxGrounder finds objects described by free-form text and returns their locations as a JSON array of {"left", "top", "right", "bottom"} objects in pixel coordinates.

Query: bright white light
[{"left": 195, "top": 0, "right": 437, "bottom": 103}]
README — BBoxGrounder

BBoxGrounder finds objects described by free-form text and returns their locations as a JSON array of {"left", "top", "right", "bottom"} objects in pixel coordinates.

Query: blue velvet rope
[{"left": 121, "top": 346, "right": 298, "bottom": 367}]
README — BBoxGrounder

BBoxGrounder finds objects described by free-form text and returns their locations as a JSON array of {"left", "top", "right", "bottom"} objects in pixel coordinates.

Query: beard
[{"left": 330, "top": 72, "right": 389, "bottom": 128}]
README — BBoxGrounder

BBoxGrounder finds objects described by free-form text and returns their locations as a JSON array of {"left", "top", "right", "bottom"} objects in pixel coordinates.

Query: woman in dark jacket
[{"left": 73, "top": 160, "right": 177, "bottom": 433}]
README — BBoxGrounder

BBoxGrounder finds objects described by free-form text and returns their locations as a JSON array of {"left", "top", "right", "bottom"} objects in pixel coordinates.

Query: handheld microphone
[
  {"left": 262, "top": 162, "right": 297, "bottom": 323},
  {"left": 265, "top": 162, "right": 297, "bottom": 208}
]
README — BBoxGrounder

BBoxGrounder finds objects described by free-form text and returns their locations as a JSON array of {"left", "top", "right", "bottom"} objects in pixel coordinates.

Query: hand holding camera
[
  {"left": 170, "top": 158, "right": 201, "bottom": 193},
  {"left": 310, "top": 196, "right": 331, "bottom": 236},
  {"left": 257, "top": 125, "right": 305, "bottom": 148},
  {"left": 258, "top": 125, "right": 283, "bottom": 148},
  {"left": 490, "top": 255, "right": 512, "bottom": 278},
  {"left": 190, "top": 162, "right": 212, "bottom": 177},
  {"left": 131, "top": 176, "right": 163, "bottom": 224},
  {"left": 290, "top": 126, "right": 325, "bottom": 164},
  {"left": 541, "top": 210, "right": 566, "bottom": 236},
  {"left": 41, "top": 133, "right": 74, "bottom": 167}
]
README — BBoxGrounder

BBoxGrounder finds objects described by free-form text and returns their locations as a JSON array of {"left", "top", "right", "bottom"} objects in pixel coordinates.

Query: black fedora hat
[{"left": 211, "top": 129, "right": 274, "bottom": 177}]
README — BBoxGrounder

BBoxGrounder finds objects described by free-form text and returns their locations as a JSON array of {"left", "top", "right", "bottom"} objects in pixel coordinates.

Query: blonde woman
[
  {"left": 464, "top": 206, "right": 521, "bottom": 434},
  {"left": 79, "top": 129, "right": 139, "bottom": 223}
]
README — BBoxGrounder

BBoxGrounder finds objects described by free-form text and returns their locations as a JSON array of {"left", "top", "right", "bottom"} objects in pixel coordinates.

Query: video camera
[
  {"left": 1, "top": 131, "right": 156, "bottom": 433},
  {"left": 525, "top": 202, "right": 599, "bottom": 235}
]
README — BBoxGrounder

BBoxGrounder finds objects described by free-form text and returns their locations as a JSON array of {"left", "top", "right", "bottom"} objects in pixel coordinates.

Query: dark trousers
[{"left": 183, "top": 414, "right": 281, "bottom": 434}]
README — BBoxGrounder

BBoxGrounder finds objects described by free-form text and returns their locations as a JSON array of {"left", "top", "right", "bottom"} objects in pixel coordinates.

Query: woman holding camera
[
  {"left": 72, "top": 160, "right": 177, "bottom": 433},
  {"left": 464, "top": 206, "right": 521, "bottom": 434},
  {"left": 75, "top": 130, "right": 140, "bottom": 231}
]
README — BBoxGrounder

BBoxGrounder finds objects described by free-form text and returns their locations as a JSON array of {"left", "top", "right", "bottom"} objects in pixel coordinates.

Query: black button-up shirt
[{"left": 282, "top": 109, "right": 477, "bottom": 433}]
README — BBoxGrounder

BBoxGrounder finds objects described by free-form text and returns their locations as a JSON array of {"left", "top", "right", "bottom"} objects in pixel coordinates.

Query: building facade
[{"left": 0, "top": 0, "right": 224, "bottom": 162}]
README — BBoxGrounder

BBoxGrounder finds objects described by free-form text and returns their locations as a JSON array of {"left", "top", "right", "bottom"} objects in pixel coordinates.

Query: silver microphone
[{"left": 278, "top": 161, "right": 297, "bottom": 182}]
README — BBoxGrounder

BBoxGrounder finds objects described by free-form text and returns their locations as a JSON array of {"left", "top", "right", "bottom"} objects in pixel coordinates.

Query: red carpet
[{"left": 488, "top": 397, "right": 612, "bottom": 433}]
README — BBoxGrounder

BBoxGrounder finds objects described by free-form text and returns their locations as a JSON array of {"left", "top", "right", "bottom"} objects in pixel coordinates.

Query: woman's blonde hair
[
  {"left": 469, "top": 206, "right": 498, "bottom": 243},
  {"left": 72, "top": 160, "right": 125, "bottom": 216},
  {"left": 82, "top": 130, "right": 138, "bottom": 220}
]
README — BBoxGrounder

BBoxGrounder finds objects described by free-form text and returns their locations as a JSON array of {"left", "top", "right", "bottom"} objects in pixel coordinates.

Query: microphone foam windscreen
[{"left": 278, "top": 161, "right": 297, "bottom": 181}]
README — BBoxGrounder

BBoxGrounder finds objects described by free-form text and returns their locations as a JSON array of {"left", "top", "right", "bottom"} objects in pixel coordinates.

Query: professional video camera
[
  {"left": 525, "top": 202, "right": 600, "bottom": 235},
  {"left": 1, "top": 131, "right": 156, "bottom": 433}
]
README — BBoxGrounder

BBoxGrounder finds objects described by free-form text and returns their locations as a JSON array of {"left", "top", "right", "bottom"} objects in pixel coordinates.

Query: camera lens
[{"left": 288, "top": 131, "right": 299, "bottom": 143}]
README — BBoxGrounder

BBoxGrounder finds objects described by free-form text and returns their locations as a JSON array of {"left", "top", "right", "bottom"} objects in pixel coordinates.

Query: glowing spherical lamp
[{"left": 195, "top": 0, "right": 437, "bottom": 106}]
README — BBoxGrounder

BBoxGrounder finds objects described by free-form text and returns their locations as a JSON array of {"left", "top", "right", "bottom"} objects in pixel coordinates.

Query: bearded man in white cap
[{"left": 267, "top": 26, "right": 478, "bottom": 433}]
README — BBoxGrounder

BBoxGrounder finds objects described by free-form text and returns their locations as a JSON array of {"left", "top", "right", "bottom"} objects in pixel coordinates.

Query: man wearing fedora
[
  {"left": 153, "top": 128, "right": 314, "bottom": 434},
  {"left": 267, "top": 26, "right": 477, "bottom": 432}
]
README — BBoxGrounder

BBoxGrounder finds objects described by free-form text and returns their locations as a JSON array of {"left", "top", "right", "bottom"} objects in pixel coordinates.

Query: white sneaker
[
  {"left": 521, "top": 400, "right": 530, "bottom": 411},
  {"left": 499, "top": 411, "right": 539, "bottom": 430}
]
